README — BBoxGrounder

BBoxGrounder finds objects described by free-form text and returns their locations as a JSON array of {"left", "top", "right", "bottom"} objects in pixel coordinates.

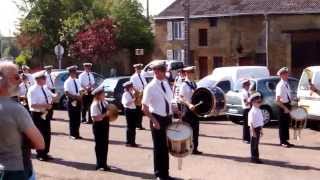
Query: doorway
[{"left": 199, "top": 56, "right": 208, "bottom": 78}]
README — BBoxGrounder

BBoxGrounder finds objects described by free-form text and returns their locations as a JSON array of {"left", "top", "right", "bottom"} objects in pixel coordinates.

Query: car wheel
[
  {"left": 59, "top": 95, "right": 68, "bottom": 110},
  {"left": 261, "top": 106, "right": 272, "bottom": 125}
]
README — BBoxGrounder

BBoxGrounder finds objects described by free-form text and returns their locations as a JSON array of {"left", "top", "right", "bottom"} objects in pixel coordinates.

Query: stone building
[{"left": 153, "top": 0, "right": 320, "bottom": 78}]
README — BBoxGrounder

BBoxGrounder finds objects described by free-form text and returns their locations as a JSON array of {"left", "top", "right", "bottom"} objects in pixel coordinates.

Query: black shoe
[
  {"left": 76, "top": 136, "right": 83, "bottom": 139},
  {"left": 243, "top": 140, "right": 250, "bottom": 144},
  {"left": 251, "top": 159, "right": 263, "bottom": 164},
  {"left": 37, "top": 156, "right": 47, "bottom": 161},
  {"left": 82, "top": 119, "right": 87, "bottom": 123},
  {"left": 192, "top": 150, "right": 203, "bottom": 155},
  {"left": 45, "top": 155, "right": 54, "bottom": 160},
  {"left": 280, "top": 143, "right": 291, "bottom": 148},
  {"left": 84, "top": 121, "right": 92, "bottom": 124},
  {"left": 139, "top": 127, "right": 146, "bottom": 130},
  {"left": 103, "top": 166, "right": 111, "bottom": 171},
  {"left": 286, "top": 142, "right": 295, "bottom": 147}
]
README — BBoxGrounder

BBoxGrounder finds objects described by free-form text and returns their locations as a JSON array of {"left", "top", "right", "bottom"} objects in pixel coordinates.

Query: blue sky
[{"left": 0, "top": 0, "right": 174, "bottom": 36}]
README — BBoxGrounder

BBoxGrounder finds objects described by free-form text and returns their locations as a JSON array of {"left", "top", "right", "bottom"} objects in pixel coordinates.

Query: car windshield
[
  {"left": 103, "top": 79, "right": 119, "bottom": 91},
  {"left": 169, "top": 61, "right": 184, "bottom": 70}
]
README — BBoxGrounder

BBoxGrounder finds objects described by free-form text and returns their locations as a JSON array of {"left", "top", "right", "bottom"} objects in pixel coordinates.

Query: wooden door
[{"left": 199, "top": 56, "right": 208, "bottom": 78}]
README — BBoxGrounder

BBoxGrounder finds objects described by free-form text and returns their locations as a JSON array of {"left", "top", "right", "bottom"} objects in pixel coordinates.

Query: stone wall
[{"left": 153, "top": 14, "right": 320, "bottom": 78}]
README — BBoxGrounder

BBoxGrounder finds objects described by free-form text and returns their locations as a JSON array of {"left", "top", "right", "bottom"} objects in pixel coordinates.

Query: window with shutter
[
  {"left": 199, "top": 29, "right": 208, "bottom": 46},
  {"left": 167, "top": 21, "right": 173, "bottom": 41},
  {"left": 167, "top": 49, "right": 173, "bottom": 60}
]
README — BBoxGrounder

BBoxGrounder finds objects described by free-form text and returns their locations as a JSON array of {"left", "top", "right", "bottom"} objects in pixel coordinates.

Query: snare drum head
[
  {"left": 290, "top": 107, "right": 308, "bottom": 120},
  {"left": 191, "top": 87, "right": 213, "bottom": 115},
  {"left": 167, "top": 122, "right": 193, "bottom": 141}
]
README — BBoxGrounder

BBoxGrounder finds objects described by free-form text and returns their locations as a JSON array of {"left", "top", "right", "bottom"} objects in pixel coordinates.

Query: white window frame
[{"left": 167, "top": 20, "right": 185, "bottom": 41}]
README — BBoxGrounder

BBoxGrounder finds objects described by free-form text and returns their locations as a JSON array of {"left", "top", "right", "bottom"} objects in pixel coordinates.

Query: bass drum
[{"left": 191, "top": 86, "right": 226, "bottom": 117}]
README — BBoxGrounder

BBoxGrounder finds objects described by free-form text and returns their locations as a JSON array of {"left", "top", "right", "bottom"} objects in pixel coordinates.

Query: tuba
[{"left": 289, "top": 107, "right": 308, "bottom": 140}]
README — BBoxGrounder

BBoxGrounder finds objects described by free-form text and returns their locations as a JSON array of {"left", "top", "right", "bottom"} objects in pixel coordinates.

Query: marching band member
[
  {"left": 130, "top": 63, "right": 147, "bottom": 130},
  {"left": 142, "top": 61, "right": 178, "bottom": 180},
  {"left": 44, "top": 65, "right": 55, "bottom": 122},
  {"left": 121, "top": 81, "right": 138, "bottom": 147},
  {"left": 248, "top": 92, "right": 264, "bottom": 164},
  {"left": 19, "top": 74, "right": 31, "bottom": 111},
  {"left": 240, "top": 79, "right": 251, "bottom": 143},
  {"left": 64, "top": 65, "right": 83, "bottom": 140},
  {"left": 275, "top": 67, "right": 294, "bottom": 148},
  {"left": 173, "top": 68, "right": 185, "bottom": 111},
  {"left": 27, "top": 71, "right": 54, "bottom": 161},
  {"left": 179, "top": 66, "right": 203, "bottom": 155},
  {"left": 21, "top": 65, "right": 35, "bottom": 85},
  {"left": 90, "top": 86, "right": 111, "bottom": 171},
  {"left": 79, "top": 63, "right": 95, "bottom": 124}
]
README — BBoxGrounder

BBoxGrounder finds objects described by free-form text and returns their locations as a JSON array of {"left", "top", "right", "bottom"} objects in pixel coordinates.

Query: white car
[
  {"left": 142, "top": 59, "right": 184, "bottom": 81},
  {"left": 198, "top": 66, "right": 270, "bottom": 93},
  {"left": 297, "top": 66, "right": 320, "bottom": 121}
]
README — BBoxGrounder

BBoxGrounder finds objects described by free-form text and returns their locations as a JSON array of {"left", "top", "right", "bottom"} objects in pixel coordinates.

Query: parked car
[
  {"left": 48, "top": 69, "right": 104, "bottom": 109},
  {"left": 142, "top": 59, "right": 184, "bottom": 81},
  {"left": 102, "top": 76, "right": 153, "bottom": 111},
  {"left": 198, "top": 66, "right": 270, "bottom": 93},
  {"left": 297, "top": 66, "right": 320, "bottom": 121},
  {"left": 226, "top": 76, "right": 299, "bottom": 124}
]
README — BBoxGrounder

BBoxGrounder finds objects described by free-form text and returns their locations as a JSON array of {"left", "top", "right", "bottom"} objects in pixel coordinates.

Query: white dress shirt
[
  {"left": 27, "top": 84, "right": 53, "bottom": 112},
  {"left": 240, "top": 89, "right": 250, "bottom": 109},
  {"left": 91, "top": 100, "right": 108, "bottom": 117},
  {"left": 276, "top": 79, "right": 292, "bottom": 103},
  {"left": 179, "top": 79, "right": 196, "bottom": 103},
  {"left": 45, "top": 71, "right": 55, "bottom": 90},
  {"left": 122, "top": 90, "right": 136, "bottom": 109},
  {"left": 25, "top": 73, "right": 35, "bottom": 85},
  {"left": 64, "top": 77, "right": 81, "bottom": 96},
  {"left": 19, "top": 82, "right": 31, "bottom": 97},
  {"left": 248, "top": 106, "right": 264, "bottom": 128},
  {"left": 130, "top": 73, "right": 147, "bottom": 92},
  {"left": 79, "top": 71, "right": 95, "bottom": 89},
  {"left": 142, "top": 79, "right": 174, "bottom": 117}
]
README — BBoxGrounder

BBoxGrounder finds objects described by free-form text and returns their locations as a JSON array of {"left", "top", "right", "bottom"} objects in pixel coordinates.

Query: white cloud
[{"left": 137, "top": 0, "right": 175, "bottom": 16}]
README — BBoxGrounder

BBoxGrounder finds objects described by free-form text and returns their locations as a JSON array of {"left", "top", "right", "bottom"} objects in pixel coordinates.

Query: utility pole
[
  {"left": 184, "top": 0, "right": 191, "bottom": 65},
  {"left": 146, "top": 0, "right": 150, "bottom": 20}
]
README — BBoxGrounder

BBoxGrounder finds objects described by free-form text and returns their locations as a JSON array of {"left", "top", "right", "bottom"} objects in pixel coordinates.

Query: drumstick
[
  {"left": 194, "top": 101, "right": 203, "bottom": 108},
  {"left": 167, "top": 128, "right": 180, "bottom": 133}
]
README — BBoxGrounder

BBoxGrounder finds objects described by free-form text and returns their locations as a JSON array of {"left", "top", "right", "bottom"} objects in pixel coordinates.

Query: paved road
[{"left": 33, "top": 111, "right": 320, "bottom": 180}]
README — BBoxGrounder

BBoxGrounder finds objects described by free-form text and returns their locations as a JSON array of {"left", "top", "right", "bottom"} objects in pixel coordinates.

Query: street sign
[
  {"left": 135, "top": 49, "right": 144, "bottom": 56},
  {"left": 54, "top": 44, "right": 64, "bottom": 69}
]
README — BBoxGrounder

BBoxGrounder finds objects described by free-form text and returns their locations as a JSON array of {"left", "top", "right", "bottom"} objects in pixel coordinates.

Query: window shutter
[
  {"left": 167, "top": 49, "right": 173, "bottom": 60},
  {"left": 167, "top": 21, "right": 173, "bottom": 41},
  {"left": 181, "top": 49, "right": 185, "bottom": 62},
  {"left": 181, "top": 21, "right": 185, "bottom": 40}
]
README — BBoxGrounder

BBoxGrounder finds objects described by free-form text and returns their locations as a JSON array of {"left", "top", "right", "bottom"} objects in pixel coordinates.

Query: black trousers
[
  {"left": 251, "top": 127, "right": 262, "bottom": 160},
  {"left": 67, "top": 100, "right": 81, "bottom": 137},
  {"left": 243, "top": 108, "right": 251, "bottom": 142},
  {"left": 136, "top": 105, "right": 143, "bottom": 128},
  {"left": 151, "top": 113, "right": 172, "bottom": 178},
  {"left": 125, "top": 108, "right": 137, "bottom": 144},
  {"left": 279, "top": 103, "right": 291, "bottom": 144},
  {"left": 93, "top": 119, "right": 109, "bottom": 168},
  {"left": 31, "top": 112, "right": 51, "bottom": 157},
  {"left": 182, "top": 106, "right": 200, "bottom": 151},
  {"left": 82, "top": 94, "right": 93, "bottom": 122},
  {"left": 3, "top": 171, "right": 27, "bottom": 180}
]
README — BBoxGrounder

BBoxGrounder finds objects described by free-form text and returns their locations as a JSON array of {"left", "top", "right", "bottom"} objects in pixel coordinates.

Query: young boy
[{"left": 248, "top": 92, "right": 264, "bottom": 164}]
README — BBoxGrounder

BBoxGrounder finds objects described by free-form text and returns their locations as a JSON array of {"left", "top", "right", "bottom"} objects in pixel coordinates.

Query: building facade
[{"left": 153, "top": 0, "right": 320, "bottom": 78}]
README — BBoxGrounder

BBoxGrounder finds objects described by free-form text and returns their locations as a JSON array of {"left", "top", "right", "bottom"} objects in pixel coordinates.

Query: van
[
  {"left": 197, "top": 66, "right": 270, "bottom": 93},
  {"left": 297, "top": 66, "right": 320, "bottom": 121}
]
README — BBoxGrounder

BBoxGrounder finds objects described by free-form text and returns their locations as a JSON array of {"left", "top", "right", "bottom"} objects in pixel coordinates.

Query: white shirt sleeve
[
  {"left": 64, "top": 79, "right": 71, "bottom": 93},
  {"left": 90, "top": 102, "right": 100, "bottom": 117},
  {"left": 142, "top": 85, "right": 152, "bottom": 106},
  {"left": 78, "top": 72, "right": 86, "bottom": 87}
]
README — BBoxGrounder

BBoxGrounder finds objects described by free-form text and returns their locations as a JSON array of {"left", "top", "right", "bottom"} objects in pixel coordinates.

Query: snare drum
[
  {"left": 166, "top": 122, "right": 193, "bottom": 158},
  {"left": 290, "top": 107, "right": 308, "bottom": 140}
]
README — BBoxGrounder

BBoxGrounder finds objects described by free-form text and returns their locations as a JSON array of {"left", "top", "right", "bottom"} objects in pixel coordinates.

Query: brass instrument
[
  {"left": 133, "top": 89, "right": 143, "bottom": 106},
  {"left": 19, "top": 96, "right": 28, "bottom": 106},
  {"left": 106, "top": 104, "right": 119, "bottom": 122}
]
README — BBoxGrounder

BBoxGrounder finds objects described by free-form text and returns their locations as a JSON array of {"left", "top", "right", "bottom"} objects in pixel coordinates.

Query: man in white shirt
[
  {"left": 179, "top": 66, "right": 202, "bottom": 155},
  {"left": 44, "top": 65, "right": 56, "bottom": 122},
  {"left": 275, "top": 67, "right": 294, "bottom": 148},
  {"left": 248, "top": 92, "right": 264, "bottom": 164},
  {"left": 240, "top": 79, "right": 251, "bottom": 143},
  {"left": 142, "top": 61, "right": 179, "bottom": 180},
  {"left": 130, "top": 63, "right": 147, "bottom": 130},
  {"left": 27, "top": 71, "right": 54, "bottom": 161},
  {"left": 121, "top": 81, "right": 138, "bottom": 147},
  {"left": 79, "top": 63, "right": 95, "bottom": 124},
  {"left": 64, "top": 65, "right": 83, "bottom": 139},
  {"left": 173, "top": 68, "right": 185, "bottom": 111},
  {"left": 19, "top": 74, "right": 32, "bottom": 111}
]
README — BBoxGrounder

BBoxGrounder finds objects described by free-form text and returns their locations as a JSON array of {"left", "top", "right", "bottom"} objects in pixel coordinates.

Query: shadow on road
[
  {"left": 199, "top": 133, "right": 242, "bottom": 141},
  {"left": 198, "top": 153, "right": 320, "bottom": 171},
  {"left": 110, "top": 167, "right": 154, "bottom": 179},
  {"left": 261, "top": 142, "right": 320, "bottom": 151}
]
